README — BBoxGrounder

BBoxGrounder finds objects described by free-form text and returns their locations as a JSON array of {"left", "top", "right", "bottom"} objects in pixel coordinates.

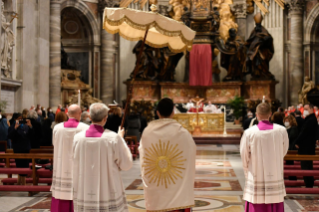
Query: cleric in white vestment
[
  {"left": 72, "top": 103, "right": 133, "bottom": 212},
  {"left": 51, "top": 105, "right": 89, "bottom": 212},
  {"left": 139, "top": 98, "right": 196, "bottom": 212},
  {"left": 204, "top": 101, "right": 217, "bottom": 113},
  {"left": 240, "top": 103, "right": 289, "bottom": 212}
]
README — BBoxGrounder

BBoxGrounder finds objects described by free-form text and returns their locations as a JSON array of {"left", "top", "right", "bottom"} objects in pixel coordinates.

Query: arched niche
[
  {"left": 304, "top": 3, "right": 319, "bottom": 85},
  {"left": 60, "top": 1, "right": 100, "bottom": 90}
]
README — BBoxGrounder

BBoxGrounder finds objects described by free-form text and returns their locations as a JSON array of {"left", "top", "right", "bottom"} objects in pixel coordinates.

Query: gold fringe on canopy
[{"left": 103, "top": 7, "right": 196, "bottom": 53}]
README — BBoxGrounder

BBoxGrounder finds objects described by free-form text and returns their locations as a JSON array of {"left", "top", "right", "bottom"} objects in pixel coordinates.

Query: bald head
[
  {"left": 68, "top": 104, "right": 82, "bottom": 121},
  {"left": 256, "top": 102, "right": 272, "bottom": 120}
]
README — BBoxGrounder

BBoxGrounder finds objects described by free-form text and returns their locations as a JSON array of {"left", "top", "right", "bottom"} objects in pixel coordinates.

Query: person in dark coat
[
  {"left": 284, "top": 115, "right": 299, "bottom": 150},
  {"left": 0, "top": 114, "right": 9, "bottom": 150},
  {"left": 41, "top": 118, "right": 53, "bottom": 146},
  {"left": 104, "top": 107, "right": 122, "bottom": 133},
  {"left": 47, "top": 107, "right": 55, "bottom": 122},
  {"left": 125, "top": 111, "right": 147, "bottom": 141},
  {"left": 294, "top": 110, "right": 305, "bottom": 133},
  {"left": 28, "top": 110, "right": 42, "bottom": 148},
  {"left": 243, "top": 110, "right": 254, "bottom": 130},
  {"left": 283, "top": 115, "right": 299, "bottom": 180},
  {"left": 8, "top": 110, "right": 33, "bottom": 185},
  {"left": 294, "top": 104, "right": 319, "bottom": 188},
  {"left": 9, "top": 113, "right": 19, "bottom": 127},
  {"left": 41, "top": 107, "right": 46, "bottom": 119}
]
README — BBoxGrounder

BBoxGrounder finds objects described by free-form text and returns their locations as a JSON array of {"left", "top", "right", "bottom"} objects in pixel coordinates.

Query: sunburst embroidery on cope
[{"left": 143, "top": 140, "right": 186, "bottom": 188}]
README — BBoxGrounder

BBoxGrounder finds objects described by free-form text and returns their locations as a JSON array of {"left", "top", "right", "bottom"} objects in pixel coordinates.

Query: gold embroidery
[{"left": 143, "top": 140, "right": 186, "bottom": 188}]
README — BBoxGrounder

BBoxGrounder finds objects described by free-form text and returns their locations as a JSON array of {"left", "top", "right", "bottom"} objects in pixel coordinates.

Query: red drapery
[{"left": 189, "top": 44, "right": 212, "bottom": 86}]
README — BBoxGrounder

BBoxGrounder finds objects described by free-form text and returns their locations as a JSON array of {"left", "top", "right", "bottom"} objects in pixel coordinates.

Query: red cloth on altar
[
  {"left": 189, "top": 44, "right": 212, "bottom": 86},
  {"left": 51, "top": 197, "right": 74, "bottom": 212}
]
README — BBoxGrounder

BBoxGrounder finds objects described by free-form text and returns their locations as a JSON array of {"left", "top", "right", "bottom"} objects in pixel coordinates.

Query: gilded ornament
[{"left": 143, "top": 140, "right": 186, "bottom": 188}]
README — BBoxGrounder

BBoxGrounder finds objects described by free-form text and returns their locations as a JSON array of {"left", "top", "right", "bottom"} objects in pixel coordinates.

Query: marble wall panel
[
  {"left": 119, "top": 38, "right": 137, "bottom": 101},
  {"left": 37, "top": 0, "right": 50, "bottom": 107}
]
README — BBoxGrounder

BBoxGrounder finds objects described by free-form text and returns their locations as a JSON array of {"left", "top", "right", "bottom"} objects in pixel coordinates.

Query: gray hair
[
  {"left": 28, "top": 110, "right": 38, "bottom": 119},
  {"left": 81, "top": 111, "right": 89, "bottom": 121},
  {"left": 90, "top": 103, "right": 109, "bottom": 122}
]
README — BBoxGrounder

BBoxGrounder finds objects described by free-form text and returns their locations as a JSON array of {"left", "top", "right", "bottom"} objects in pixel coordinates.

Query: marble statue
[
  {"left": 131, "top": 41, "right": 160, "bottom": 80},
  {"left": 218, "top": 3, "right": 238, "bottom": 41},
  {"left": 220, "top": 28, "right": 247, "bottom": 81},
  {"left": 212, "top": 48, "right": 221, "bottom": 82},
  {"left": 82, "top": 88, "right": 102, "bottom": 106},
  {"left": 1, "top": 1, "right": 15, "bottom": 78},
  {"left": 299, "top": 76, "right": 315, "bottom": 105},
  {"left": 246, "top": 13, "right": 274, "bottom": 80},
  {"left": 130, "top": 41, "right": 183, "bottom": 81},
  {"left": 158, "top": 47, "right": 184, "bottom": 81}
]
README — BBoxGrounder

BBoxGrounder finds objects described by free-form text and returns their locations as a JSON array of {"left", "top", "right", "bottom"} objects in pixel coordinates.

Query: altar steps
[{"left": 193, "top": 135, "right": 241, "bottom": 144}]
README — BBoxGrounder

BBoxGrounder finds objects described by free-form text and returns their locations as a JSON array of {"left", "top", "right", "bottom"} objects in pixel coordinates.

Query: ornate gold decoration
[
  {"left": 173, "top": 113, "right": 224, "bottom": 133},
  {"left": 299, "top": 76, "right": 315, "bottom": 105},
  {"left": 143, "top": 140, "right": 186, "bottom": 189}
]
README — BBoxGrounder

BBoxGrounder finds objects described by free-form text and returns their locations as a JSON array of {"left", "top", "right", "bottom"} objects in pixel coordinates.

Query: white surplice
[
  {"left": 204, "top": 104, "right": 217, "bottom": 113},
  {"left": 51, "top": 122, "right": 89, "bottom": 200},
  {"left": 139, "top": 119, "right": 196, "bottom": 212},
  {"left": 240, "top": 124, "right": 289, "bottom": 204},
  {"left": 72, "top": 130, "right": 133, "bottom": 212}
]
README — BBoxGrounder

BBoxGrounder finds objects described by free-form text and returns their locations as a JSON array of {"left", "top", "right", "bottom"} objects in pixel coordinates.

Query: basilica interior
[{"left": 0, "top": 0, "right": 319, "bottom": 211}]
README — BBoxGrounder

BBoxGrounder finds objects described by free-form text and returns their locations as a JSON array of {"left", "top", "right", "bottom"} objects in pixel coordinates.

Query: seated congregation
[{"left": 0, "top": 100, "right": 318, "bottom": 212}]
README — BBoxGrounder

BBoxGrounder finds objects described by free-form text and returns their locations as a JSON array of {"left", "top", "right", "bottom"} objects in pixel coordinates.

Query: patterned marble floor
[{"left": 0, "top": 144, "right": 318, "bottom": 212}]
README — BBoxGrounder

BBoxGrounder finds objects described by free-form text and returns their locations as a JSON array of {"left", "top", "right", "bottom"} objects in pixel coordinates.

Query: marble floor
[{"left": 0, "top": 145, "right": 318, "bottom": 211}]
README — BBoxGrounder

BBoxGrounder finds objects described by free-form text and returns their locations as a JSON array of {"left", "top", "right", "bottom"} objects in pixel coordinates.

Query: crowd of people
[
  {"left": 1, "top": 100, "right": 318, "bottom": 212},
  {"left": 243, "top": 103, "right": 319, "bottom": 188},
  {"left": 45, "top": 100, "right": 194, "bottom": 212}
]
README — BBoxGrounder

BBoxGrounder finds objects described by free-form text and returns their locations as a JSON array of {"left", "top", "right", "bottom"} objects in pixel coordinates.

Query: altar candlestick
[
  {"left": 78, "top": 90, "right": 81, "bottom": 106},
  {"left": 262, "top": 95, "right": 265, "bottom": 103}
]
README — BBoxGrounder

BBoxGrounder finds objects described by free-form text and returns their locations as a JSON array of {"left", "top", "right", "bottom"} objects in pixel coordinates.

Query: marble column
[
  {"left": 287, "top": 0, "right": 304, "bottom": 105},
  {"left": 232, "top": 2, "right": 247, "bottom": 39},
  {"left": 49, "top": 0, "right": 61, "bottom": 108},
  {"left": 0, "top": 2, "right": 2, "bottom": 100},
  {"left": 99, "top": 1, "right": 117, "bottom": 104},
  {"left": 100, "top": 29, "right": 116, "bottom": 104}
]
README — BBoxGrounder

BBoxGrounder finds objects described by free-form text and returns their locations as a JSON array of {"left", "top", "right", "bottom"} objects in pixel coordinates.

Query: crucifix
[{"left": 4, "top": 12, "right": 18, "bottom": 30}]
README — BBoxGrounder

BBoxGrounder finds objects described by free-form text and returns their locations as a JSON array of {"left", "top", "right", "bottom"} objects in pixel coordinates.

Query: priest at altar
[
  {"left": 139, "top": 98, "right": 196, "bottom": 212},
  {"left": 51, "top": 105, "right": 89, "bottom": 212},
  {"left": 204, "top": 101, "right": 218, "bottom": 113},
  {"left": 73, "top": 103, "right": 133, "bottom": 212},
  {"left": 240, "top": 102, "right": 289, "bottom": 212}
]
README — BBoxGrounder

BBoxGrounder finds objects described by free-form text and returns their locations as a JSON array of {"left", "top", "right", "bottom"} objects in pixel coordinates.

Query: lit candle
[
  {"left": 262, "top": 95, "right": 265, "bottom": 103},
  {"left": 78, "top": 90, "right": 81, "bottom": 106}
]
